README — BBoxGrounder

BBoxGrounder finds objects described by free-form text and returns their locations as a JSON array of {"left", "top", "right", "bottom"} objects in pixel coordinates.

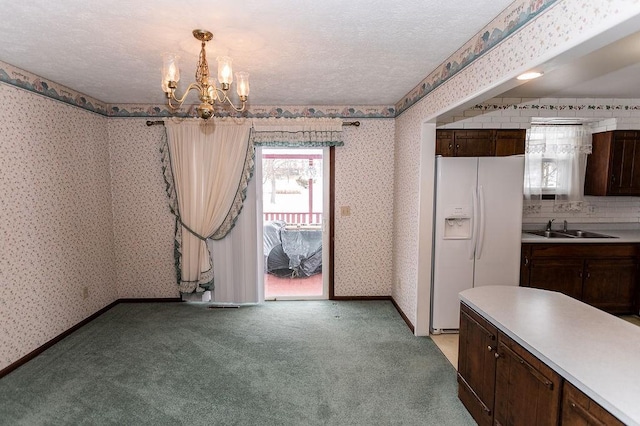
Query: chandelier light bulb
[
  {"left": 236, "top": 72, "right": 250, "bottom": 98},
  {"left": 162, "top": 54, "right": 180, "bottom": 83},
  {"left": 217, "top": 56, "right": 233, "bottom": 86}
]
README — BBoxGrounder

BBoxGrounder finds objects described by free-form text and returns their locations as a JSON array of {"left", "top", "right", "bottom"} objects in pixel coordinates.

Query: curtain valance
[{"left": 251, "top": 117, "right": 344, "bottom": 147}]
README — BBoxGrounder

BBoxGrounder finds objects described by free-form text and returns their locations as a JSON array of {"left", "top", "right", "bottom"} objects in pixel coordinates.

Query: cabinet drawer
[
  {"left": 527, "top": 244, "right": 640, "bottom": 258},
  {"left": 561, "top": 381, "right": 624, "bottom": 425}
]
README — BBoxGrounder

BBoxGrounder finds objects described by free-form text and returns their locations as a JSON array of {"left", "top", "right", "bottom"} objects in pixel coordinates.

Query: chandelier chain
[{"left": 195, "top": 41, "right": 209, "bottom": 85}]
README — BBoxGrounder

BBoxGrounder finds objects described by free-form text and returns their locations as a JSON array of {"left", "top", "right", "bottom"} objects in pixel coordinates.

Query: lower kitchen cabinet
[
  {"left": 494, "top": 332, "right": 562, "bottom": 426},
  {"left": 581, "top": 258, "right": 637, "bottom": 313},
  {"left": 524, "top": 257, "right": 584, "bottom": 300},
  {"left": 458, "top": 303, "right": 497, "bottom": 426},
  {"left": 520, "top": 243, "right": 640, "bottom": 314},
  {"left": 458, "top": 303, "right": 561, "bottom": 426},
  {"left": 458, "top": 301, "right": 629, "bottom": 425},
  {"left": 459, "top": 288, "right": 638, "bottom": 425},
  {"left": 561, "top": 382, "right": 625, "bottom": 426}
]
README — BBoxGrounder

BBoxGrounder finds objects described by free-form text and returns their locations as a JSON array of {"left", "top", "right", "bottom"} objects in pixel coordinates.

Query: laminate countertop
[{"left": 459, "top": 286, "right": 640, "bottom": 426}]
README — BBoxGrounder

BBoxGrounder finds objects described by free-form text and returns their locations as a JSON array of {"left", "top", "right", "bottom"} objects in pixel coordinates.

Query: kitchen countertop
[
  {"left": 522, "top": 228, "right": 640, "bottom": 243},
  {"left": 460, "top": 286, "right": 640, "bottom": 426}
]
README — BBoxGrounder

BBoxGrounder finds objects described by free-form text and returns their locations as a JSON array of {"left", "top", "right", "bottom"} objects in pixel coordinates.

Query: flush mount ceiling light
[
  {"left": 517, "top": 71, "right": 544, "bottom": 81},
  {"left": 161, "top": 29, "right": 250, "bottom": 119}
]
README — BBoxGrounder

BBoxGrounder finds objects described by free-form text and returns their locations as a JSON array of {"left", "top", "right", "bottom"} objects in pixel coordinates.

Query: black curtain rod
[{"left": 146, "top": 120, "right": 360, "bottom": 127}]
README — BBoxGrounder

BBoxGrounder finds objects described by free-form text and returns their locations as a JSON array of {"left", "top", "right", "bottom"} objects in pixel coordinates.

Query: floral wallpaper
[
  {"left": 0, "top": 83, "right": 117, "bottom": 371},
  {"left": 334, "top": 120, "right": 395, "bottom": 297},
  {"left": 107, "top": 119, "right": 178, "bottom": 299}
]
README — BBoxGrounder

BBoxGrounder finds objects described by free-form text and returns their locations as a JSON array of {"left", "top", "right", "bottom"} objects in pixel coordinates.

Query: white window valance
[{"left": 251, "top": 117, "right": 344, "bottom": 147}]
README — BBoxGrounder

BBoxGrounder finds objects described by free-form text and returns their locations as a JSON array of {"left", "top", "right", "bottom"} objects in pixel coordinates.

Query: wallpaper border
[
  {"left": 0, "top": 60, "right": 108, "bottom": 115},
  {"left": 472, "top": 102, "right": 640, "bottom": 112},
  {"left": 108, "top": 103, "right": 396, "bottom": 119},
  {"left": 394, "top": 0, "right": 558, "bottom": 115}
]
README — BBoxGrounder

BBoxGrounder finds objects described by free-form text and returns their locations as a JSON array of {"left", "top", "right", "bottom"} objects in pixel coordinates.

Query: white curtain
[
  {"left": 207, "top": 175, "right": 263, "bottom": 304},
  {"left": 165, "top": 118, "right": 252, "bottom": 293},
  {"left": 524, "top": 125, "right": 592, "bottom": 209}
]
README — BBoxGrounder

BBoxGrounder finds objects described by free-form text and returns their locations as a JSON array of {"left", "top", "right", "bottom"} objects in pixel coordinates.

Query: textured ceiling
[
  {"left": 0, "top": 0, "right": 514, "bottom": 106},
  {"left": 502, "top": 30, "right": 640, "bottom": 100}
]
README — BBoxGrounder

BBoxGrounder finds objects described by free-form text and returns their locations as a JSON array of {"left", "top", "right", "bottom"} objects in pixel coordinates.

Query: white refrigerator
[{"left": 430, "top": 156, "right": 525, "bottom": 332}]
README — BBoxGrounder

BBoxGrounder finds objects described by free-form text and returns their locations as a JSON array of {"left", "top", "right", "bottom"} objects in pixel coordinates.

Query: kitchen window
[{"left": 523, "top": 125, "right": 592, "bottom": 204}]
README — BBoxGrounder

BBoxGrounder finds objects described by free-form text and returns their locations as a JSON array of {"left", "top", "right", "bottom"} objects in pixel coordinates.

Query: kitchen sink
[
  {"left": 558, "top": 230, "right": 617, "bottom": 238},
  {"left": 526, "top": 229, "right": 617, "bottom": 239},
  {"left": 526, "top": 230, "right": 573, "bottom": 238}
]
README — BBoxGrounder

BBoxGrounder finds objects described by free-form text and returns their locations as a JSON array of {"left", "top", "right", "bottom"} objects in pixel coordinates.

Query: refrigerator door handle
[
  {"left": 476, "top": 185, "right": 486, "bottom": 259},
  {"left": 469, "top": 186, "right": 478, "bottom": 260}
]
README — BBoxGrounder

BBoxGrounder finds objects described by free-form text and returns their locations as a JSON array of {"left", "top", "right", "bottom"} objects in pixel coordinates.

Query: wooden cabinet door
[
  {"left": 435, "top": 130, "right": 455, "bottom": 156},
  {"left": 495, "top": 129, "right": 526, "bottom": 156},
  {"left": 608, "top": 131, "right": 640, "bottom": 195},
  {"left": 582, "top": 258, "right": 637, "bottom": 314},
  {"left": 454, "top": 130, "right": 495, "bottom": 157},
  {"left": 526, "top": 258, "right": 584, "bottom": 300},
  {"left": 458, "top": 303, "right": 498, "bottom": 426},
  {"left": 494, "top": 332, "right": 561, "bottom": 426},
  {"left": 561, "top": 381, "right": 625, "bottom": 426}
]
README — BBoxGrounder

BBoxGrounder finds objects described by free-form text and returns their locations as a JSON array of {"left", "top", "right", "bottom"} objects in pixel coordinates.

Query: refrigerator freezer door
[
  {"left": 473, "top": 156, "right": 524, "bottom": 287},
  {"left": 431, "top": 157, "right": 478, "bottom": 331}
]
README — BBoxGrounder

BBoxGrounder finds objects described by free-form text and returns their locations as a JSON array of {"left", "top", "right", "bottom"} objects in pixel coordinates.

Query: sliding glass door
[{"left": 257, "top": 147, "right": 329, "bottom": 300}]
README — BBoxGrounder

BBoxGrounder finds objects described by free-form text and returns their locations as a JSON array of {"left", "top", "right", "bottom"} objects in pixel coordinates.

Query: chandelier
[{"left": 161, "top": 29, "right": 250, "bottom": 119}]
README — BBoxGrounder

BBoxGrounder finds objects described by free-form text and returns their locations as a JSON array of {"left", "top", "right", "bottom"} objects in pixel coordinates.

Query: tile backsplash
[{"left": 523, "top": 197, "right": 640, "bottom": 226}]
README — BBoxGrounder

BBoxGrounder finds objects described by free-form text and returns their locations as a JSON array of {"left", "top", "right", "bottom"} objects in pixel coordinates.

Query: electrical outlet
[
  {"left": 340, "top": 206, "right": 351, "bottom": 217},
  {"left": 82, "top": 287, "right": 89, "bottom": 299}
]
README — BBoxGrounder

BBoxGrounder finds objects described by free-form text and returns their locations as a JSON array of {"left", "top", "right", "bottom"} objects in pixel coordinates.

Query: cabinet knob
[
  {"left": 456, "top": 144, "right": 460, "bottom": 149},
  {"left": 487, "top": 345, "right": 493, "bottom": 352},
  {"left": 494, "top": 352, "right": 500, "bottom": 359}
]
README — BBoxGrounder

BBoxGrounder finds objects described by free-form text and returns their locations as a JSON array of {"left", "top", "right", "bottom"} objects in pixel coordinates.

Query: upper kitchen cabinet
[
  {"left": 436, "top": 129, "right": 525, "bottom": 157},
  {"left": 585, "top": 130, "right": 640, "bottom": 196}
]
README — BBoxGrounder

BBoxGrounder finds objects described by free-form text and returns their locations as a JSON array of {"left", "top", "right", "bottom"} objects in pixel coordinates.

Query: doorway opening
[{"left": 260, "top": 147, "right": 329, "bottom": 300}]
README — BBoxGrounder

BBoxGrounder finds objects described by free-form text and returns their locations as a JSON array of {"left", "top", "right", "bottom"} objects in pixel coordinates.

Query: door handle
[{"left": 476, "top": 185, "right": 486, "bottom": 259}]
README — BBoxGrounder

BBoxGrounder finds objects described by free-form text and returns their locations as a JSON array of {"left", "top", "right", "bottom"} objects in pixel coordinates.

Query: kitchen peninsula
[{"left": 458, "top": 286, "right": 640, "bottom": 425}]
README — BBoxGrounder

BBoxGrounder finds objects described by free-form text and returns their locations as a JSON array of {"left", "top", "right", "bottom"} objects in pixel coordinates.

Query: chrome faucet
[
  {"left": 546, "top": 219, "right": 555, "bottom": 231},
  {"left": 563, "top": 220, "right": 568, "bottom": 232}
]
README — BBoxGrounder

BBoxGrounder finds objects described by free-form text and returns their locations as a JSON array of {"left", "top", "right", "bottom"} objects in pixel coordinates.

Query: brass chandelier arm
[
  {"left": 167, "top": 83, "right": 246, "bottom": 113},
  {"left": 167, "top": 82, "right": 205, "bottom": 109},
  {"left": 209, "top": 86, "right": 247, "bottom": 112}
]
